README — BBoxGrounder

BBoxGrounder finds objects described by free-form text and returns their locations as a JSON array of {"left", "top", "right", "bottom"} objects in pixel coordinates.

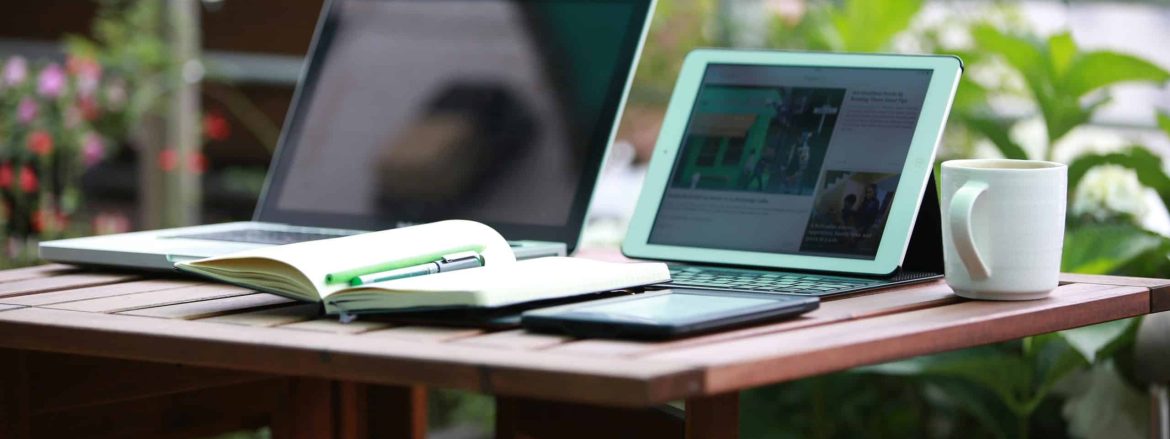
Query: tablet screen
[{"left": 648, "top": 64, "right": 933, "bottom": 260}]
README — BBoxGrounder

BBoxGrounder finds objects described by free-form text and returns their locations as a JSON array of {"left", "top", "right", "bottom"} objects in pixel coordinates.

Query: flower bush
[{"left": 0, "top": 55, "right": 123, "bottom": 254}]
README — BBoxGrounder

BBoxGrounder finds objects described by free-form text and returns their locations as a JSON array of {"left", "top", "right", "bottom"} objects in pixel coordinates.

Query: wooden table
[{"left": 0, "top": 255, "right": 1166, "bottom": 439}]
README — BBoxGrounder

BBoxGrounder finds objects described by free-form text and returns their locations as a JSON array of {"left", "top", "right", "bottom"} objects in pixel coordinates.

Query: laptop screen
[
  {"left": 257, "top": 0, "right": 651, "bottom": 246},
  {"left": 647, "top": 63, "right": 933, "bottom": 260}
]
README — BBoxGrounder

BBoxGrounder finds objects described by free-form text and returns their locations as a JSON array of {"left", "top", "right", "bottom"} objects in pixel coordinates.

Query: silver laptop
[{"left": 41, "top": 0, "right": 657, "bottom": 270}]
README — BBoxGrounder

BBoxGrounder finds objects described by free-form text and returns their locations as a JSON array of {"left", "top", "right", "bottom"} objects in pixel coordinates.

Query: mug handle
[{"left": 948, "top": 181, "right": 991, "bottom": 280}]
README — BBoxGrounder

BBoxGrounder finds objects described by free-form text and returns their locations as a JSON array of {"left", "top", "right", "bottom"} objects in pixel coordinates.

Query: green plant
[{"left": 741, "top": 2, "right": 1170, "bottom": 438}]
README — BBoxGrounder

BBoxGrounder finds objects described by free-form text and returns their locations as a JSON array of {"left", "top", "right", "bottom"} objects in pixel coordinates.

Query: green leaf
[
  {"left": 830, "top": 0, "right": 924, "bottom": 52},
  {"left": 1068, "top": 147, "right": 1170, "bottom": 209},
  {"left": 970, "top": 25, "right": 1045, "bottom": 84},
  {"left": 1047, "top": 33, "right": 1077, "bottom": 77},
  {"left": 1157, "top": 112, "right": 1170, "bottom": 138},
  {"left": 1059, "top": 320, "right": 1133, "bottom": 362},
  {"left": 1056, "top": 363, "right": 1147, "bottom": 439},
  {"left": 1062, "top": 51, "right": 1170, "bottom": 98},
  {"left": 862, "top": 348, "right": 1033, "bottom": 414},
  {"left": 1062, "top": 223, "right": 1170, "bottom": 274},
  {"left": 961, "top": 115, "right": 1029, "bottom": 160}
]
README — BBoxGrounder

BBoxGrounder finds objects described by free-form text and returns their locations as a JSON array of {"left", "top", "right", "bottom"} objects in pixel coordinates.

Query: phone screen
[{"left": 569, "top": 293, "right": 775, "bottom": 323}]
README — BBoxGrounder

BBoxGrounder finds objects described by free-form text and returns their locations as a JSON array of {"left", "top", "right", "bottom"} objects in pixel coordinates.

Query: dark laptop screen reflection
[{"left": 271, "top": 0, "right": 637, "bottom": 228}]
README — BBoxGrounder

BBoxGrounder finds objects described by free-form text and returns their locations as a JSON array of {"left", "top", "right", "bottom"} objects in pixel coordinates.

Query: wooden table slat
[
  {"left": 44, "top": 284, "right": 254, "bottom": 314},
  {"left": 198, "top": 303, "right": 322, "bottom": 327},
  {"left": 119, "top": 293, "right": 296, "bottom": 320},
  {"left": 0, "top": 307, "right": 702, "bottom": 406},
  {"left": 452, "top": 329, "right": 572, "bottom": 351},
  {"left": 1060, "top": 273, "right": 1170, "bottom": 313},
  {"left": 278, "top": 318, "right": 392, "bottom": 334},
  {"left": 361, "top": 326, "right": 485, "bottom": 343},
  {"left": 642, "top": 283, "right": 1149, "bottom": 394},
  {"left": 0, "top": 279, "right": 199, "bottom": 307},
  {"left": 0, "top": 264, "right": 76, "bottom": 283},
  {"left": 547, "top": 279, "right": 958, "bottom": 358},
  {"left": 0, "top": 273, "right": 140, "bottom": 299}
]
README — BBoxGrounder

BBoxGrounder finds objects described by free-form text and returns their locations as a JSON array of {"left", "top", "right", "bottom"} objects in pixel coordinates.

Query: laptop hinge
[{"left": 898, "top": 171, "right": 944, "bottom": 275}]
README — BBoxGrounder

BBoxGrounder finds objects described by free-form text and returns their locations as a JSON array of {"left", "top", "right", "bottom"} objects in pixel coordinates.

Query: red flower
[
  {"left": 0, "top": 163, "right": 11, "bottom": 189},
  {"left": 18, "top": 166, "right": 37, "bottom": 193},
  {"left": 202, "top": 111, "right": 231, "bottom": 141},
  {"left": 78, "top": 96, "right": 100, "bottom": 121},
  {"left": 27, "top": 131, "right": 53, "bottom": 156}
]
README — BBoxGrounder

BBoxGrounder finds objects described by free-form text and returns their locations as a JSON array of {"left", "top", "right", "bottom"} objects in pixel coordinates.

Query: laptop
[
  {"left": 41, "top": 0, "right": 657, "bottom": 270},
  {"left": 622, "top": 50, "right": 963, "bottom": 297}
]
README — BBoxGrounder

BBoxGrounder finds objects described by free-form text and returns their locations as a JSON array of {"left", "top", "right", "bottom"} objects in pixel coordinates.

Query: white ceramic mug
[{"left": 940, "top": 159, "right": 1067, "bottom": 300}]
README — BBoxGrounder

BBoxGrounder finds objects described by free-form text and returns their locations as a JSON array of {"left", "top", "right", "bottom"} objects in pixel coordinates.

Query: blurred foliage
[{"left": 712, "top": 1, "right": 1170, "bottom": 438}]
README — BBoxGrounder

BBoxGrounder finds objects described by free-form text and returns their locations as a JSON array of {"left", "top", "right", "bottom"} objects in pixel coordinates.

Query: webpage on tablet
[{"left": 648, "top": 63, "right": 933, "bottom": 259}]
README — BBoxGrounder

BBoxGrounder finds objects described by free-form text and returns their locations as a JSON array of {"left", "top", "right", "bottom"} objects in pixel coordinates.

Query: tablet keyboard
[
  {"left": 167, "top": 228, "right": 358, "bottom": 245},
  {"left": 666, "top": 266, "right": 882, "bottom": 295}
]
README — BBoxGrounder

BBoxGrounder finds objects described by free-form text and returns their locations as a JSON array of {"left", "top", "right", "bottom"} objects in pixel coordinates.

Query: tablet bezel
[{"left": 622, "top": 49, "right": 962, "bottom": 275}]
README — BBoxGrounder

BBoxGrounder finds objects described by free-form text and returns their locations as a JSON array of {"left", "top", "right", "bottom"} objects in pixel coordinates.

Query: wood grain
[
  {"left": 0, "top": 264, "right": 75, "bottom": 283},
  {"left": 453, "top": 329, "right": 572, "bottom": 351},
  {"left": 645, "top": 283, "right": 1149, "bottom": 394},
  {"left": 23, "top": 350, "right": 270, "bottom": 414},
  {"left": 1061, "top": 273, "right": 1170, "bottom": 313},
  {"left": 0, "top": 307, "right": 702, "bottom": 406},
  {"left": 45, "top": 283, "right": 254, "bottom": 313},
  {"left": 199, "top": 303, "right": 321, "bottom": 327},
  {"left": 119, "top": 293, "right": 295, "bottom": 320},
  {"left": 0, "top": 273, "right": 139, "bottom": 299},
  {"left": 0, "top": 278, "right": 198, "bottom": 307},
  {"left": 279, "top": 318, "right": 392, "bottom": 334},
  {"left": 30, "top": 378, "right": 282, "bottom": 439},
  {"left": 361, "top": 325, "right": 484, "bottom": 343}
]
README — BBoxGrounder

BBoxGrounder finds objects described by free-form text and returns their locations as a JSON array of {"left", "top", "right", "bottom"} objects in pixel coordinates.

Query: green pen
[{"left": 323, "top": 244, "right": 486, "bottom": 285}]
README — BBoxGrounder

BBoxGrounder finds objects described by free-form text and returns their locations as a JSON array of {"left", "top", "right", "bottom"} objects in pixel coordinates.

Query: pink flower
[
  {"left": 67, "top": 56, "right": 101, "bottom": 97},
  {"left": 105, "top": 79, "right": 127, "bottom": 110},
  {"left": 37, "top": 63, "right": 66, "bottom": 98},
  {"left": 17, "top": 98, "right": 37, "bottom": 124},
  {"left": 92, "top": 211, "right": 131, "bottom": 235},
  {"left": 82, "top": 133, "right": 105, "bottom": 167},
  {"left": 2, "top": 56, "right": 27, "bottom": 87}
]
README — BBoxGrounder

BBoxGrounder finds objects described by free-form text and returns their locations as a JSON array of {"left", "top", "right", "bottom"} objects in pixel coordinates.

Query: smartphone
[{"left": 521, "top": 288, "right": 819, "bottom": 340}]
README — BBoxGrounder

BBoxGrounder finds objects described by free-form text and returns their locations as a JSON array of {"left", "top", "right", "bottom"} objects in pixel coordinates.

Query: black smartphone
[{"left": 521, "top": 288, "right": 820, "bottom": 340}]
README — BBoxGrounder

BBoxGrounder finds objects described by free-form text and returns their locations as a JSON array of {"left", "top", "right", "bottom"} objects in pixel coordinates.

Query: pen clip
[{"left": 440, "top": 251, "right": 482, "bottom": 264}]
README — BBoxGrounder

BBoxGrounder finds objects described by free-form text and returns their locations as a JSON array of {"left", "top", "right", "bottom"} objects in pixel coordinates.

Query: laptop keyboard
[
  {"left": 667, "top": 266, "right": 882, "bottom": 295},
  {"left": 166, "top": 228, "right": 358, "bottom": 245}
]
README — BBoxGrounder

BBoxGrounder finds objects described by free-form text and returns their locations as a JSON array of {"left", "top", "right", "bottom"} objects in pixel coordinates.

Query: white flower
[{"left": 1072, "top": 164, "right": 1149, "bottom": 221}]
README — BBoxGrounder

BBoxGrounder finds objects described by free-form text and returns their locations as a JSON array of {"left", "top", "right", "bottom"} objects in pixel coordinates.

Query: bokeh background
[{"left": 2, "top": 0, "right": 1169, "bottom": 437}]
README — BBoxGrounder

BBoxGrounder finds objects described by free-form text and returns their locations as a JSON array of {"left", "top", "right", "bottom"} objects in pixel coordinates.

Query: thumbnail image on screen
[
  {"left": 670, "top": 86, "right": 845, "bottom": 196},
  {"left": 799, "top": 171, "right": 899, "bottom": 256}
]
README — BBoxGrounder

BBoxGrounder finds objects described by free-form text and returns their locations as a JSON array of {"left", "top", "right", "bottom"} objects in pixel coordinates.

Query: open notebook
[{"left": 175, "top": 220, "right": 670, "bottom": 315}]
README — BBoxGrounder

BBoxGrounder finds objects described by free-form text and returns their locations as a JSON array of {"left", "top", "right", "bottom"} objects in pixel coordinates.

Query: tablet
[
  {"left": 623, "top": 49, "right": 962, "bottom": 275},
  {"left": 521, "top": 289, "right": 819, "bottom": 339}
]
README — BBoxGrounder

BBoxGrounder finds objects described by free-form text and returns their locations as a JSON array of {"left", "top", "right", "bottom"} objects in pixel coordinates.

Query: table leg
[
  {"left": 685, "top": 392, "right": 739, "bottom": 439},
  {"left": 0, "top": 349, "right": 30, "bottom": 439},
  {"left": 365, "top": 384, "right": 427, "bottom": 439}
]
